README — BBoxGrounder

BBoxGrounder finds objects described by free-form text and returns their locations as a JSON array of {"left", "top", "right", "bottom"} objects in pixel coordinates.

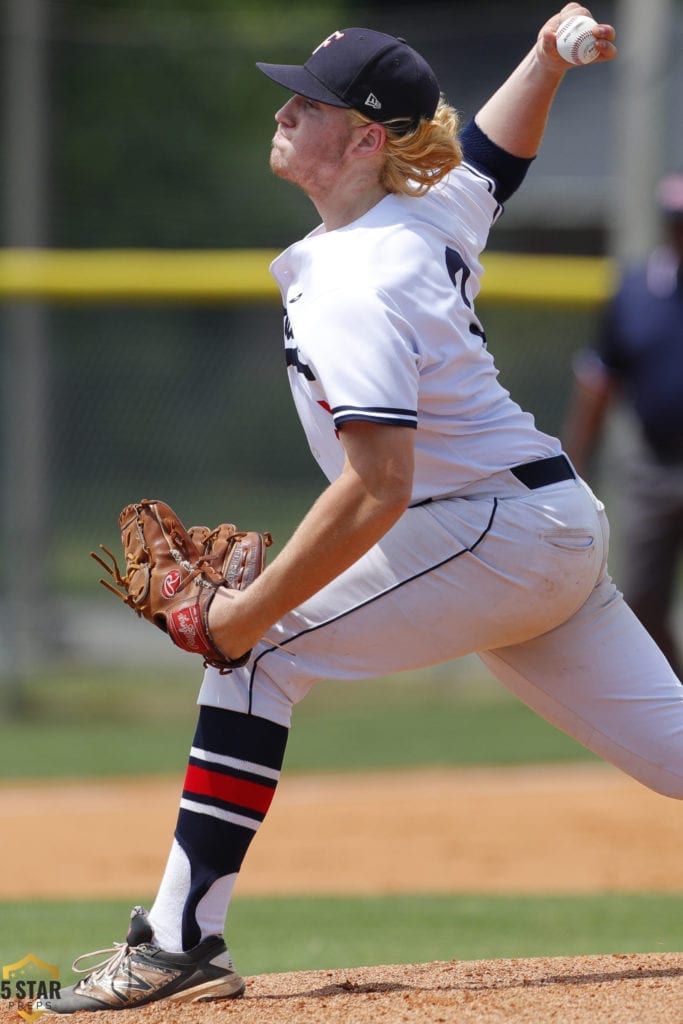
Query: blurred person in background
[{"left": 563, "top": 174, "right": 683, "bottom": 677}]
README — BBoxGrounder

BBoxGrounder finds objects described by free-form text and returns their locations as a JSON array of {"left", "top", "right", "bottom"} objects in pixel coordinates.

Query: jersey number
[{"left": 445, "top": 246, "right": 487, "bottom": 348}]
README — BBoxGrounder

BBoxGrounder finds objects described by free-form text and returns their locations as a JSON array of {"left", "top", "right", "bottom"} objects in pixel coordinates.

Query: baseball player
[{"left": 39, "top": 5, "right": 682, "bottom": 1015}]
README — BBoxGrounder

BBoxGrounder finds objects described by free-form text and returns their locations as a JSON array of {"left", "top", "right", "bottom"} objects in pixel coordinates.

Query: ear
[{"left": 352, "top": 122, "right": 386, "bottom": 159}]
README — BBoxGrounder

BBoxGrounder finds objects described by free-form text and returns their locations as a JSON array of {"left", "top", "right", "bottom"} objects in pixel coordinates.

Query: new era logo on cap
[{"left": 256, "top": 27, "right": 440, "bottom": 131}]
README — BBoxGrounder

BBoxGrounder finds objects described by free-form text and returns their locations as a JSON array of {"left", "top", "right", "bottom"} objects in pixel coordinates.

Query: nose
[{"left": 275, "top": 96, "right": 297, "bottom": 126}]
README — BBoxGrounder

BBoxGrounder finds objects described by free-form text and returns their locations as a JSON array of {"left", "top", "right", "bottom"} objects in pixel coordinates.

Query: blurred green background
[
  {"left": 5, "top": 0, "right": 680, "bottom": 696},
  {"left": 4, "top": 0, "right": 632, "bottom": 253}
]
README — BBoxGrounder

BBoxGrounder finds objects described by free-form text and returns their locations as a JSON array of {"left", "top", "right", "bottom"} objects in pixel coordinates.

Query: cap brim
[{"left": 256, "top": 62, "right": 351, "bottom": 108}]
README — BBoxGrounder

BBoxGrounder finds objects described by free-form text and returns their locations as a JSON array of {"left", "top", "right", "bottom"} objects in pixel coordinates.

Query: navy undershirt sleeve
[{"left": 460, "top": 118, "right": 534, "bottom": 203}]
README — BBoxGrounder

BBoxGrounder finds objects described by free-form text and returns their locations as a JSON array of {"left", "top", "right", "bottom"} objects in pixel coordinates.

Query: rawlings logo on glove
[{"left": 91, "top": 499, "right": 272, "bottom": 672}]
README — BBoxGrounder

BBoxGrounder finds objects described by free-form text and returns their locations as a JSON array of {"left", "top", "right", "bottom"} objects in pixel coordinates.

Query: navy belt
[
  {"left": 411, "top": 454, "right": 576, "bottom": 508},
  {"left": 510, "top": 454, "right": 575, "bottom": 489}
]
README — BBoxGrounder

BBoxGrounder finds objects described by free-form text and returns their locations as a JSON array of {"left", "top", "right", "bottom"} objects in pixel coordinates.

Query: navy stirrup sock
[{"left": 172, "top": 706, "right": 289, "bottom": 948}]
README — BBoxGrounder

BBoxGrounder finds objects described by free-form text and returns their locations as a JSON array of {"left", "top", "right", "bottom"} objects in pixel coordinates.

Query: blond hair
[{"left": 349, "top": 99, "right": 462, "bottom": 197}]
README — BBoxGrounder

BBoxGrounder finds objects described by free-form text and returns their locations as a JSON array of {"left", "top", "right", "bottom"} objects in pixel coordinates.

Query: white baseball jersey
[
  {"left": 201, "top": 150, "right": 683, "bottom": 808},
  {"left": 271, "top": 160, "right": 560, "bottom": 503}
]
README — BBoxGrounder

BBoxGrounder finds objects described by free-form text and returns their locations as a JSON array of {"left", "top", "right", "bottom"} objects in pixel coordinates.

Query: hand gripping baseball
[
  {"left": 537, "top": 5, "right": 617, "bottom": 70},
  {"left": 91, "top": 499, "right": 272, "bottom": 672}
]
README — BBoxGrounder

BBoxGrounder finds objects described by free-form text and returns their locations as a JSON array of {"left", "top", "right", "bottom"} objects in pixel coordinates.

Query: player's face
[{"left": 269, "top": 95, "right": 356, "bottom": 195}]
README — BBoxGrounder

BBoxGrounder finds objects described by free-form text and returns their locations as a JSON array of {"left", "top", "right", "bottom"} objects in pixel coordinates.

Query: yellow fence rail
[{"left": 0, "top": 249, "right": 616, "bottom": 306}]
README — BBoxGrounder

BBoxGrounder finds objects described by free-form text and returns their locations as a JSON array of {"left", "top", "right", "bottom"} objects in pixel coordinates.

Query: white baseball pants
[{"left": 199, "top": 471, "right": 683, "bottom": 798}]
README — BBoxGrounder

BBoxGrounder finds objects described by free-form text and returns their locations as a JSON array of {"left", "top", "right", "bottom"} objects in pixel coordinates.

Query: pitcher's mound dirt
[
  {"left": 2, "top": 764, "right": 682, "bottom": 1023},
  {"left": 1, "top": 954, "right": 680, "bottom": 1024}
]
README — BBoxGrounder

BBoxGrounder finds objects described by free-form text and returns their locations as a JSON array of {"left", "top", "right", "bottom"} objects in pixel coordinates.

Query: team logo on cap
[
  {"left": 364, "top": 93, "right": 381, "bottom": 110},
  {"left": 312, "top": 30, "right": 344, "bottom": 54}
]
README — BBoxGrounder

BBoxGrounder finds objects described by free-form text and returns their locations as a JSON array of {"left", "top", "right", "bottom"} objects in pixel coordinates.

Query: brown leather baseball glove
[{"left": 91, "top": 499, "right": 272, "bottom": 672}]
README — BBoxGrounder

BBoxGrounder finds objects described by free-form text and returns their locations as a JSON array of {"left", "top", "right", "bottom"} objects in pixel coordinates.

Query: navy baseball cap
[{"left": 256, "top": 28, "right": 440, "bottom": 129}]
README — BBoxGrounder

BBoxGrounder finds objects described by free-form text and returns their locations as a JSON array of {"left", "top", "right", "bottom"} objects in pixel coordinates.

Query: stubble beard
[
  {"left": 268, "top": 128, "right": 353, "bottom": 199},
  {"left": 269, "top": 135, "right": 301, "bottom": 188},
  {"left": 269, "top": 145, "right": 289, "bottom": 182}
]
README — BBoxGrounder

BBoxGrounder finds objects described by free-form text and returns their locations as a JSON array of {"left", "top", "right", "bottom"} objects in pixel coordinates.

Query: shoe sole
[
  {"left": 167, "top": 974, "right": 246, "bottom": 1003},
  {"left": 34, "top": 975, "right": 245, "bottom": 1014}
]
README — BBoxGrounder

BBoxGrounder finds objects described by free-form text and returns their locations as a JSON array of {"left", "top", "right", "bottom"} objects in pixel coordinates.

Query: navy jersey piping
[{"left": 333, "top": 404, "right": 418, "bottom": 428}]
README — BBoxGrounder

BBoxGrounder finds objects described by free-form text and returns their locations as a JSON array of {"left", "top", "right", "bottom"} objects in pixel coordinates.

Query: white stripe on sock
[
  {"left": 179, "top": 796, "right": 260, "bottom": 831},
  {"left": 189, "top": 746, "right": 281, "bottom": 781}
]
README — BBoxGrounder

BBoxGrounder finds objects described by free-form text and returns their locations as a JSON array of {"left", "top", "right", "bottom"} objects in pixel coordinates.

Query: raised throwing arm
[{"left": 474, "top": 3, "right": 617, "bottom": 159}]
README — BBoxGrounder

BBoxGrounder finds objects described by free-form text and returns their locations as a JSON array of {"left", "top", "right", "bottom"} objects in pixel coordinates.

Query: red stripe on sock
[{"left": 184, "top": 763, "right": 275, "bottom": 815}]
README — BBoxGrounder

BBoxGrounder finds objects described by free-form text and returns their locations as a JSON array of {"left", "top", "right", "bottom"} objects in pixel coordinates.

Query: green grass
[
  {"left": 0, "top": 663, "right": 597, "bottom": 779},
  {"left": 0, "top": 894, "right": 679, "bottom": 983}
]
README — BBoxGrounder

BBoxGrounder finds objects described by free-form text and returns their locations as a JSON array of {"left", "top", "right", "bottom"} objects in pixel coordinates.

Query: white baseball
[{"left": 555, "top": 14, "right": 600, "bottom": 65}]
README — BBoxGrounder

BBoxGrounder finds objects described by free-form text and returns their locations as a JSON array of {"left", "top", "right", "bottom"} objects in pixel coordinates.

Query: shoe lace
[{"left": 72, "top": 941, "right": 147, "bottom": 978}]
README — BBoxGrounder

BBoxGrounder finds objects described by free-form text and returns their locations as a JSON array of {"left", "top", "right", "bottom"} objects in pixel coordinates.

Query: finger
[{"left": 593, "top": 37, "right": 618, "bottom": 62}]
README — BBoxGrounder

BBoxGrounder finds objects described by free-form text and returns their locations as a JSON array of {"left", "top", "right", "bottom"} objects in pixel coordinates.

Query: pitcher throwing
[{"left": 38, "top": 6, "right": 683, "bottom": 1016}]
